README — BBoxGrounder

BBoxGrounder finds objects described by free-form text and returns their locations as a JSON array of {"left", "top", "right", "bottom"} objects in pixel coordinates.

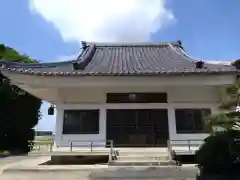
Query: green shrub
[
  {"left": 196, "top": 130, "right": 240, "bottom": 176},
  {"left": 0, "top": 150, "right": 10, "bottom": 155}
]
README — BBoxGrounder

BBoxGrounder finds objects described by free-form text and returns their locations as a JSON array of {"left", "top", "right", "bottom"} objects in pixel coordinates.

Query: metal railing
[
  {"left": 28, "top": 139, "right": 117, "bottom": 162},
  {"left": 69, "top": 140, "right": 116, "bottom": 162},
  {"left": 69, "top": 141, "right": 94, "bottom": 152},
  {"left": 167, "top": 139, "right": 204, "bottom": 160}
]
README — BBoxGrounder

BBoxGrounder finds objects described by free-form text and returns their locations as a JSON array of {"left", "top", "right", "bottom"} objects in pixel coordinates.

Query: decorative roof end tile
[
  {"left": 73, "top": 44, "right": 96, "bottom": 70},
  {"left": 196, "top": 61, "right": 204, "bottom": 69}
]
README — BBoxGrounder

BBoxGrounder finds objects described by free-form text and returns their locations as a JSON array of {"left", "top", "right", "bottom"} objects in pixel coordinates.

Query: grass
[
  {"left": 29, "top": 136, "right": 54, "bottom": 152},
  {"left": 0, "top": 136, "right": 54, "bottom": 154},
  {"left": 33, "top": 136, "right": 54, "bottom": 146},
  {"left": 34, "top": 136, "right": 54, "bottom": 142}
]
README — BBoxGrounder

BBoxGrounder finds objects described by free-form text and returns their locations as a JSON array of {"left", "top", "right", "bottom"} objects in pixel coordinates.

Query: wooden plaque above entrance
[{"left": 106, "top": 93, "right": 167, "bottom": 103}]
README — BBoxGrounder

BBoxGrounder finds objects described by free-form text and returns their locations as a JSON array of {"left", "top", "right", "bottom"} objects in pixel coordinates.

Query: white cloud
[
  {"left": 29, "top": 0, "right": 174, "bottom": 43},
  {"left": 205, "top": 61, "right": 232, "bottom": 65},
  {"left": 57, "top": 54, "right": 79, "bottom": 61}
]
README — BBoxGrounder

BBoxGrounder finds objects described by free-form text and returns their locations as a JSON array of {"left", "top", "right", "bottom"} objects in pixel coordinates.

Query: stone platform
[
  {"left": 26, "top": 147, "right": 198, "bottom": 166},
  {"left": 0, "top": 150, "right": 197, "bottom": 180}
]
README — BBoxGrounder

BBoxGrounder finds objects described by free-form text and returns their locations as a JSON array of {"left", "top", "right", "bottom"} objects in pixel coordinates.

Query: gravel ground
[
  {"left": 0, "top": 166, "right": 197, "bottom": 180},
  {"left": 0, "top": 172, "right": 91, "bottom": 180},
  {"left": 0, "top": 171, "right": 196, "bottom": 180},
  {"left": 0, "top": 156, "right": 42, "bottom": 175},
  {"left": 0, "top": 156, "right": 197, "bottom": 180},
  {"left": 0, "top": 156, "right": 39, "bottom": 167}
]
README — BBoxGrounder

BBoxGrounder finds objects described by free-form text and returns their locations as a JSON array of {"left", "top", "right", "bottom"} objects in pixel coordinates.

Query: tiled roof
[{"left": 0, "top": 41, "right": 237, "bottom": 76}]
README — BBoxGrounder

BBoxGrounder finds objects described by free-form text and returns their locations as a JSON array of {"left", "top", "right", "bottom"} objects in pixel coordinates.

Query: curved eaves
[{"left": 168, "top": 44, "right": 236, "bottom": 71}]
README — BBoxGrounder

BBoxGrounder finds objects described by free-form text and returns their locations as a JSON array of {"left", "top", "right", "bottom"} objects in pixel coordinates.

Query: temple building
[{"left": 0, "top": 41, "right": 237, "bottom": 148}]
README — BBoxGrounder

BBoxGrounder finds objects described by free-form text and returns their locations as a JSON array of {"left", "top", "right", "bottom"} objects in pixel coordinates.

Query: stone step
[
  {"left": 117, "top": 155, "right": 169, "bottom": 161},
  {"left": 118, "top": 151, "right": 168, "bottom": 153},
  {"left": 108, "top": 160, "right": 176, "bottom": 166},
  {"left": 117, "top": 154, "right": 169, "bottom": 158},
  {"left": 117, "top": 152, "right": 168, "bottom": 156},
  {"left": 116, "top": 149, "right": 168, "bottom": 152},
  {"left": 118, "top": 152, "right": 168, "bottom": 154},
  {"left": 86, "top": 166, "right": 198, "bottom": 179}
]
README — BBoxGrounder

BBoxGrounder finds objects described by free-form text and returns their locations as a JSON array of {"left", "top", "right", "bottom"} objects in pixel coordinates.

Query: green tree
[
  {"left": 0, "top": 44, "right": 42, "bottom": 154},
  {"left": 196, "top": 61, "right": 240, "bottom": 177},
  {"left": 205, "top": 60, "right": 240, "bottom": 132}
]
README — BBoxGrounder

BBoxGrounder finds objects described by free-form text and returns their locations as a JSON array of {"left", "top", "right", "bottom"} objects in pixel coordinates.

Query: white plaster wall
[
  {"left": 55, "top": 86, "right": 221, "bottom": 147},
  {"left": 59, "top": 86, "right": 221, "bottom": 104},
  {"left": 168, "top": 86, "right": 221, "bottom": 103},
  {"left": 12, "top": 74, "right": 234, "bottom": 103},
  {"left": 10, "top": 73, "right": 234, "bottom": 89}
]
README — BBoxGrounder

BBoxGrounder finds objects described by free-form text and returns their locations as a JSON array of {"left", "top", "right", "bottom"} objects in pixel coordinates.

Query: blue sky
[{"left": 1, "top": 0, "right": 240, "bottom": 131}]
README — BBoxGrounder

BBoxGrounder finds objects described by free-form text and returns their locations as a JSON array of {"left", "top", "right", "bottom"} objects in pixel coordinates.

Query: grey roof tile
[{"left": 0, "top": 41, "right": 237, "bottom": 76}]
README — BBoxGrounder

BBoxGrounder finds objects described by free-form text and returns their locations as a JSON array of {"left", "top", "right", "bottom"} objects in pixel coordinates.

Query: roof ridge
[{"left": 82, "top": 40, "right": 182, "bottom": 48}]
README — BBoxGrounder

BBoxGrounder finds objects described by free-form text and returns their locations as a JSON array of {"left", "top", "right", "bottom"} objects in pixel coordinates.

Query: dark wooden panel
[
  {"left": 63, "top": 110, "right": 99, "bottom": 134},
  {"left": 106, "top": 93, "right": 168, "bottom": 103},
  {"left": 106, "top": 109, "right": 169, "bottom": 147},
  {"left": 175, "top": 108, "right": 211, "bottom": 134}
]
